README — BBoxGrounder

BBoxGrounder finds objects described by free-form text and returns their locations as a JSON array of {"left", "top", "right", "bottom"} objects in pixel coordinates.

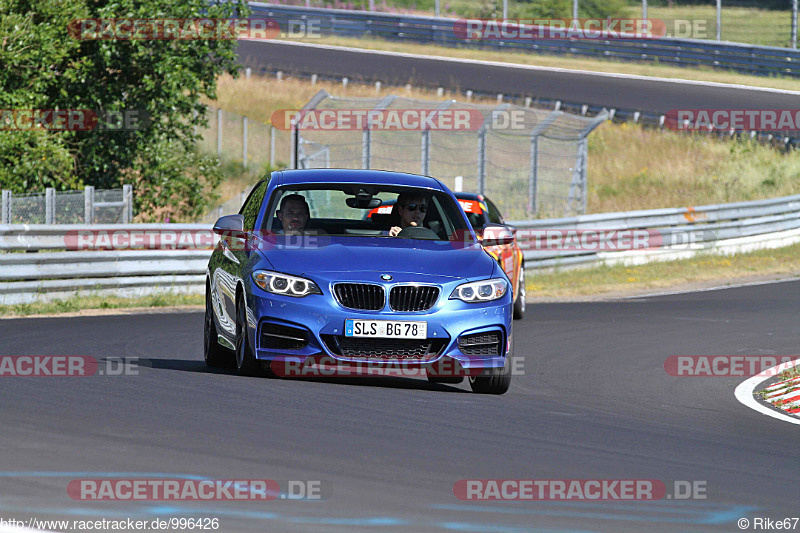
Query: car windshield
[{"left": 263, "top": 184, "right": 470, "bottom": 242}]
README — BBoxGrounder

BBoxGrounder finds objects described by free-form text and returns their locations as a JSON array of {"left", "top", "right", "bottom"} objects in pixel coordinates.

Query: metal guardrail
[
  {"left": 509, "top": 193, "right": 800, "bottom": 268},
  {"left": 251, "top": 3, "right": 800, "bottom": 78},
  {"left": 2, "top": 193, "right": 800, "bottom": 304}
]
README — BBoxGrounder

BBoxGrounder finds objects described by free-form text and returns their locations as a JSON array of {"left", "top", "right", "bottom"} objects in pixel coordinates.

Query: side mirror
[
  {"left": 482, "top": 223, "right": 515, "bottom": 246},
  {"left": 213, "top": 214, "right": 244, "bottom": 235}
]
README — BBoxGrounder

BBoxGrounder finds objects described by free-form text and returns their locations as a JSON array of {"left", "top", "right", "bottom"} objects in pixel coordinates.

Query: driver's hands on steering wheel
[{"left": 389, "top": 222, "right": 416, "bottom": 237}]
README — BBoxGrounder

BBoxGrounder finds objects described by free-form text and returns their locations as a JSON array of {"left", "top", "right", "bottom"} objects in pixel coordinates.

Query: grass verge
[
  {"left": 526, "top": 241, "right": 800, "bottom": 300},
  {"left": 0, "top": 293, "right": 203, "bottom": 318}
]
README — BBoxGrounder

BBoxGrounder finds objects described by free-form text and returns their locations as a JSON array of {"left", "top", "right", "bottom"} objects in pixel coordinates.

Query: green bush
[
  {"left": 0, "top": 0, "right": 247, "bottom": 219},
  {"left": 0, "top": 131, "right": 81, "bottom": 192},
  {"left": 122, "top": 141, "right": 223, "bottom": 223}
]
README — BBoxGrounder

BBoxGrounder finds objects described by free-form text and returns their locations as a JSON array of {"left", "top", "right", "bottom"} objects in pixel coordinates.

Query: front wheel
[
  {"left": 469, "top": 356, "right": 511, "bottom": 395},
  {"left": 204, "top": 287, "right": 234, "bottom": 368},
  {"left": 235, "top": 295, "right": 261, "bottom": 377},
  {"left": 513, "top": 266, "right": 526, "bottom": 320}
]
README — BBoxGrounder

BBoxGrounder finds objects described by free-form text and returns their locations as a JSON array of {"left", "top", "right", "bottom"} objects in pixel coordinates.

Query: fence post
[
  {"left": 793, "top": 0, "right": 798, "bottom": 49},
  {"left": 242, "top": 116, "right": 248, "bottom": 169},
  {"left": 362, "top": 126, "right": 371, "bottom": 170},
  {"left": 420, "top": 129, "right": 430, "bottom": 175},
  {"left": 45, "top": 188, "right": 55, "bottom": 224},
  {"left": 84, "top": 185, "right": 94, "bottom": 224},
  {"left": 716, "top": 0, "right": 721, "bottom": 41},
  {"left": 477, "top": 126, "right": 486, "bottom": 195},
  {"left": 566, "top": 140, "right": 586, "bottom": 216},
  {"left": 1, "top": 190, "right": 9, "bottom": 224},
  {"left": 270, "top": 125, "right": 276, "bottom": 168},
  {"left": 580, "top": 137, "right": 588, "bottom": 215},
  {"left": 123, "top": 184, "right": 133, "bottom": 223},
  {"left": 529, "top": 135, "right": 538, "bottom": 216},
  {"left": 290, "top": 122, "right": 298, "bottom": 169},
  {"left": 217, "top": 108, "right": 223, "bottom": 157}
]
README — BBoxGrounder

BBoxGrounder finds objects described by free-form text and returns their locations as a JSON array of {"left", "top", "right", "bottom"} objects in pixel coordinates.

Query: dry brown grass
[
  {"left": 587, "top": 121, "right": 800, "bottom": 212},
  {"left": 205, "top": 75, "right": 800, "bottom": 213}
]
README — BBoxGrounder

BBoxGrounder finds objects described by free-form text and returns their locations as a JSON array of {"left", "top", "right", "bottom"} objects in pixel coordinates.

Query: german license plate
[{"left": 345, "top": 319, "right": 427, "bottom": 339}]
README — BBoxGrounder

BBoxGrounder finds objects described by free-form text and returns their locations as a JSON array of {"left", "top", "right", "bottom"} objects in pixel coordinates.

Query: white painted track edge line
[
  {"left": 734, "top": 358, "right": 800, "bottom": 426},
  {"left": 243, "top": 39, "right": 800, "bottom": 96}
]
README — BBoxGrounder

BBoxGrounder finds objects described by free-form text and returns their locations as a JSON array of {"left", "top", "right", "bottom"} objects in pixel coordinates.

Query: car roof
[
  {"left": 273, "top": 169, "right": 447, "bottom": 191},
  {"left": 453, "top": 191, "right": 485, "bottom": 202}
]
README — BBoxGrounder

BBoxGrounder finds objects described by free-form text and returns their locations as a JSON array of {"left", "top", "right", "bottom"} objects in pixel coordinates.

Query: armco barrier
[
  {"left": 249, "top": 3, "right": 800, "bottom": 78},
  {"left": 1, "top": 193, "right": 799, "bottom": 304}
]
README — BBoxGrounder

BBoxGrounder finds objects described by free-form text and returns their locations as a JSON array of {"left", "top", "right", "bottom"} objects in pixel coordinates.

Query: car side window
[
  {"left": 239, "top": 180, "right": 269, "bottom": 231},
  {"left": 485, "top": 199, "right": 504, "bottom": 225}
]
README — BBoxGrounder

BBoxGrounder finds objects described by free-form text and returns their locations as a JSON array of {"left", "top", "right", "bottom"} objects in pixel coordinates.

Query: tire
[
  {"left": 235, "top": 294, "right": 261, "bottom": 377},
  {"left": 204, "top": 285, "right": 233, "bottom": 368},
  {"left": 513, "top": 266, "right": 526, "bottom": 320},
  {"left": 468, "top": 353, "right": 512, "bottom": 395}
]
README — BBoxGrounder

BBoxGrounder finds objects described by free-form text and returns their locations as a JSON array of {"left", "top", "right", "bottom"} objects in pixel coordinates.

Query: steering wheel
[{"left": 396, "top": 226, "right": 440, "bottom": 240}]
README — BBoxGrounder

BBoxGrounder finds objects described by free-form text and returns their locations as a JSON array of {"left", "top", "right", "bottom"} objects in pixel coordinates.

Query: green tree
[{"left": 0, "top": 0, "right": 247, "bottom": 220}]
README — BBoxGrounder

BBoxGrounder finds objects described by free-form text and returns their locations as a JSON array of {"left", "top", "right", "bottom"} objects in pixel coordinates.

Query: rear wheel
[
  {"left": 235, "top": 294, "right": 261, "bottom": 376},
  {"left": 204, "top": 285, "right": 233, "bottom": 368},
  {"left": 513, "top": 266, "right": 526, "bottom": 320}
]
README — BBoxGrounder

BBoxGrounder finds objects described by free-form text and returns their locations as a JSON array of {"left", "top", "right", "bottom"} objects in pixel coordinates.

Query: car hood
[{"left": 255, "top": 236, "right": 493, "bottom": 282}]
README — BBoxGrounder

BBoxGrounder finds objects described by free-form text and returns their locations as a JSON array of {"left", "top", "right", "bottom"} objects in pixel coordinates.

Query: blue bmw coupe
[{"left": 204, "top": 169, "right": 514, "bottom": 394}]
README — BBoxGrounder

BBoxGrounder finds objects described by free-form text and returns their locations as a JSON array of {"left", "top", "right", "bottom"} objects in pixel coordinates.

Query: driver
[
  {"left": 276, "top": 194, "right": 310, "bottom": 235},
  {"left": 389, "top": 193, "right": 428, "bottom": 237}
]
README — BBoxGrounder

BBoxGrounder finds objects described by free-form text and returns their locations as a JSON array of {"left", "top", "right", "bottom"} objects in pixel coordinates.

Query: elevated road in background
[{"left": 237, "top": 40, "right": 800, "bottom": 115}]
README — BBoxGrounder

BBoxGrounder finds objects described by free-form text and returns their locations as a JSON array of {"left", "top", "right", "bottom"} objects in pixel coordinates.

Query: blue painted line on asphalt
[
  {"left": 0, "top": 472, "right": 207, "bottom": 479},
  {"left": 430, "top": 502, "right": 756, "bottom": 526},
  {"left": 436, "top": 522, "right": 596, "bottom": 533}
]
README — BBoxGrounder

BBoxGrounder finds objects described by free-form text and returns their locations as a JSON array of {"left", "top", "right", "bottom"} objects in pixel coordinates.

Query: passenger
[
  {"left": 388, "top": 193, "right": 428, "bottom": 237},
  {"left": 276, "top": 194, "right": 310, "bottom": 236}
]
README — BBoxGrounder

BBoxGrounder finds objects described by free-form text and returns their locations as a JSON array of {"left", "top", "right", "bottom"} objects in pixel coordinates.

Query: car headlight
[
  {"left": 252, "top": 270, "right": 322, "bottom": 298},
  {"left": 450, "top": 278, "right": 507, "bottom": 302}
]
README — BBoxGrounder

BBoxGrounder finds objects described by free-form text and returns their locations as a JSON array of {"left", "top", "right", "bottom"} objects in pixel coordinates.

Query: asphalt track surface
[
  {"left": 237, "top": 40, "right": 800, "bottom": 114},
  {"left": 1, "top": 280, "right": 798, "bottom": 532}
]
